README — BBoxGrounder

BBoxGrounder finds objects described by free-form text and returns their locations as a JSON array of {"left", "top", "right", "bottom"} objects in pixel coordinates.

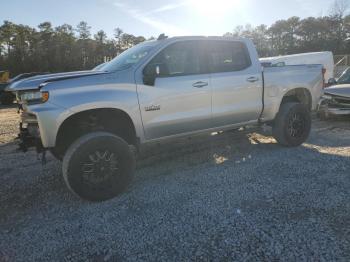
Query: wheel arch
[
  {"left": 53, "top": 107, "right": 140, "bottom": 159},
  {"left": 280, "top": 87, "right": 312, "bottom": 111}
]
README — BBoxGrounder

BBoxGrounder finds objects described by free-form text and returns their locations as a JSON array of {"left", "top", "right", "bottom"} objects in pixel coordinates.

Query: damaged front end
[
  {"left": 18, "top": 109, "right": 44, "bottom": 153},
  {"left": 318, "top": 93, "right": 350, "bottom": 118},
  {"left": 14, "top": 89, "right": 50, "bottom": 163}
]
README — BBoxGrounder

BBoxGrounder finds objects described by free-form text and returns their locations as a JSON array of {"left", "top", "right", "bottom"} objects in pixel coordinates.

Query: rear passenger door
[{"left": 206, "top": 40, "right": 263, "bottom": 127}]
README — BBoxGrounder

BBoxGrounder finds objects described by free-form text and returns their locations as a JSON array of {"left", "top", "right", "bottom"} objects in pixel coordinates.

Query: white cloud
[
  {"left": 147, "top": 2, "right": 189, "bottom": 14},
  {"left": 113, "top": 1, "right": 190, "bottom": 36}
]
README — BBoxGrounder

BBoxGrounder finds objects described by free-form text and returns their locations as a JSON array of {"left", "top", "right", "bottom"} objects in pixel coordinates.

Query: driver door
[{"left": 136, "top": 41, "right": 212, "bottom": 140}]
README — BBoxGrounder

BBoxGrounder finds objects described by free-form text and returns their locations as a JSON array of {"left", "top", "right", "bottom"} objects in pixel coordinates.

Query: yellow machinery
[
  {"left": 0, "top": 71, "right": 10, "bottom": 83},
  {"left": 0, "top": 71, "right": 14, "bottom": 105}
]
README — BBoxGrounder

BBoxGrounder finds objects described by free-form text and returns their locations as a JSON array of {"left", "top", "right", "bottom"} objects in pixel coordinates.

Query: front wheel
[
  {"left": 272, "top": 102, "right": 311, "bottom": 147},
  {"left": 62, "top": 132, "right": 135, "bottom": 201}
]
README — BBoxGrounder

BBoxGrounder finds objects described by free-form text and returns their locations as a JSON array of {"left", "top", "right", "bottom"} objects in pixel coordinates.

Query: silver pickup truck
[{"left": 8, "top": 36, "right": 324, "bottom": 201}]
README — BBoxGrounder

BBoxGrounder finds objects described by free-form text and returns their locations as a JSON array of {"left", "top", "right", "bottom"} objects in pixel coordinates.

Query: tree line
[
  {"left": 0, "top": 1, "right": 350, "bottom": 76},
  {"left": 0, "top": 21, "right": 148, "bottom": 76},
  {"left": 225, "top": 15, "right": 350, "bottom": 58},
  {"left": 226, "top": 0, "right": 350, "bottom": 57}
]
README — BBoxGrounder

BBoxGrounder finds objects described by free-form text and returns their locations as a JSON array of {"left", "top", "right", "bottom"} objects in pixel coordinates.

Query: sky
[{"left": 0, "top": 0, "right": 337, "bottom": 38}]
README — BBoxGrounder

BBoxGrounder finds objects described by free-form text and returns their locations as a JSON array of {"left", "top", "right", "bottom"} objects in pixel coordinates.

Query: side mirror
[
  {"left": 328, "top": 78, "right": 337, "bottom": 86},
  {"left": 143, "top": 63, "right": 160, "bottom": 86}
]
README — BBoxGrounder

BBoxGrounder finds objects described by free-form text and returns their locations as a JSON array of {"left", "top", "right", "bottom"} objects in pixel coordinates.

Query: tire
[
  {"left": 0, "top": 92, "right": 15, "bottom": 105},
  {"left": 272, "top": 102, "right": 311, "bottom": 147},
  {"left": 62, "top": 132, "right": 135, "bottom": 201}
]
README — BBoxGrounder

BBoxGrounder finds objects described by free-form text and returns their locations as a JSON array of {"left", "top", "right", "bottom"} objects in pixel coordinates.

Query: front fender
[
  {"left": 28, "top": 84, "right": 144, "bottom": 148},
  {"left": 30, "top": 101, "right": 144, "bottom": 148},
  {"left": 57, "top": 101, "right": 144, "bottom": 142}
]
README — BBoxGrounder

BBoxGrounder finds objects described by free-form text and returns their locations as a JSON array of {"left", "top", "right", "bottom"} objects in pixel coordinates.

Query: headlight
[{"left": 19, "top": 91, "right": 49, "bottom": 103}]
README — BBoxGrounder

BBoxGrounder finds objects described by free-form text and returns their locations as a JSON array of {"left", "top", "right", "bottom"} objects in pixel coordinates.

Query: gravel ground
[{"left": 0, "top": 105, "right": 350, "bottom": 261}]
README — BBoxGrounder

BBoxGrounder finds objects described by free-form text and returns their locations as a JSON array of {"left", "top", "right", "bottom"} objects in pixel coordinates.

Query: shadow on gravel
[
  {"left": 137, "top": 128, "right": 273, "bottom": 168},
  {"left": 0, "top": 140, "right": 66, "bottom": 222},
  {"left": 310, "top": 115, "right": 350, "bottom": 147},
  {"left": 1, "top": 126, "right": 349, "bottom": 212},
  {"left": 1, "top": 124, "right": 350, "bottom": 260},
  {"left": 3, "top": 130, "right": 272, "bottom": 218}
]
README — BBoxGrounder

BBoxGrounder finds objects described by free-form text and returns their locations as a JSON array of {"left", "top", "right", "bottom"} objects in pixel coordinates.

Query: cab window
[
  {"left": 206, "top": 41, "right": 251, "bottom": 73},
  {"left": 149, "top": 41, "right": 203, "bottom": 77}
]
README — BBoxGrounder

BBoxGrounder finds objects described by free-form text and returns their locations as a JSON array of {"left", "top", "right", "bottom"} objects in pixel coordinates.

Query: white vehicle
[
  {"left": 9, "top": 36, "right": 325, "bottom": 201},
  {"left": 260, "top": 51, "right": 334, "bottom": 82}
]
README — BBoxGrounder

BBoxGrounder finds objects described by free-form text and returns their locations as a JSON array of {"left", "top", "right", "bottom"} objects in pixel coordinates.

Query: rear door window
[{"left": 206, "top": 41, "right": 251, "bottom": 73}]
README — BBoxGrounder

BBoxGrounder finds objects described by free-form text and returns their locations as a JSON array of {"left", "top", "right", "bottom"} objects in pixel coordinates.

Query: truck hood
[
  {"left": 6, "top": 70, "right": 108, "bottom": 92},
  {"left": 325, "top": 84, "right": 350, "bottom": 98}
]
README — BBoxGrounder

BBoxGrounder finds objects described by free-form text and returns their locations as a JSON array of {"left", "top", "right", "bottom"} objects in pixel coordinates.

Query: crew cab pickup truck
[{"left": 8, "top": 36, "right": 324, "bottom": 201}]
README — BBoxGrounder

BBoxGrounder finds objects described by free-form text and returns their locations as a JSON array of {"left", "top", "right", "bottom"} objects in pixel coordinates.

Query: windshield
[
  {"left": 337, "top": 68, "right": 350, "bottom": 84},
  {"left": 99, "top": 42, "right": 157, "bottom": 72}
]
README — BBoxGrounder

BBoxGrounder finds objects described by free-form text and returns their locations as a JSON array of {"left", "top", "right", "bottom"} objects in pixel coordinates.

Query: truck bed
[{"left": 261, "top": 64, "right": 324, "bottom": 121}]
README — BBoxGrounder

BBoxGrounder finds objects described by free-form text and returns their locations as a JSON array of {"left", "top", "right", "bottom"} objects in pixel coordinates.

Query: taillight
[{"left": 322, "top": 68, "right": 326, "bottom": 88}]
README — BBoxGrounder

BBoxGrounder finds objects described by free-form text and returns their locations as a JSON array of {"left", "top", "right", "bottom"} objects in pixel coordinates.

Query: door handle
[
  {"left": 192, "top": 81, "right": 208, "bottom": 88},
  {"left": 246, "top": 76, "right": 259, "bottom": 83}
]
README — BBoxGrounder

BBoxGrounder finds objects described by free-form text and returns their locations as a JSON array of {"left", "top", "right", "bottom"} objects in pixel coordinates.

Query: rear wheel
[
  {"left": 62, "top": 132, "right": 135, "bottom": 201},
  {"left": 272, "top": 102, "right": 311, "bottom": 147}
]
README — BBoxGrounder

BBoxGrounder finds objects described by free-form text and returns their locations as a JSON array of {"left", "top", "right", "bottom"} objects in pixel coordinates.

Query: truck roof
[{"left": 156, "top": 35, "right": 246, "bottom": 42}]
